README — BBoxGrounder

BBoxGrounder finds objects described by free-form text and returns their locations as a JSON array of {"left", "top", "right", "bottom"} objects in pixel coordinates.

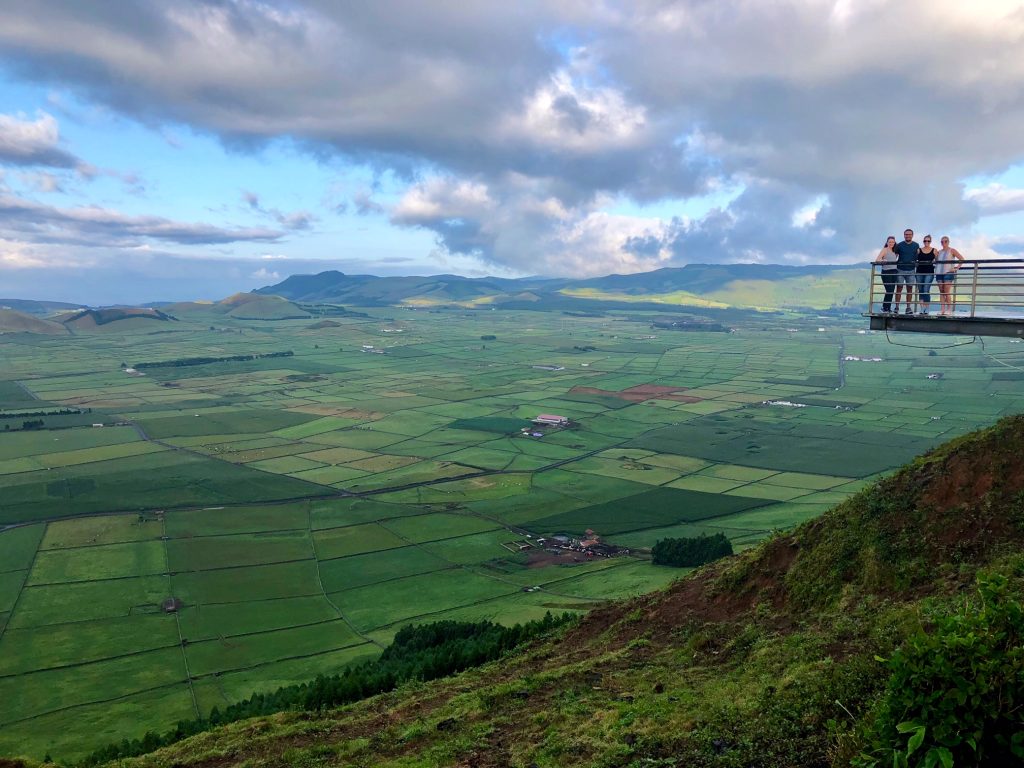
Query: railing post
[
  {"left": 868, "top": 263, "right": 876, "bottom": 313},
  {"left": 970, "top": 263, "right": 979, "bottom": 318}
]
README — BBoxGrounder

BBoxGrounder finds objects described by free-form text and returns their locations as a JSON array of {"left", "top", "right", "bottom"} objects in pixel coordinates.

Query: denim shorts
[
  {"left": 935, "top": 273, "right": 955, "bottom": 283},
  {"left": 896, "top": 270, "right": 916, "bottom": 286}
]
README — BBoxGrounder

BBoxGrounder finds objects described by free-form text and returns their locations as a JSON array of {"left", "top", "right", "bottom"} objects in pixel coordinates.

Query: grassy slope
[
  {"left": 13, "top": 416, "right": 1024, "bottom": 768},
  {"left": 560, "top": 270, "right": 867, "bottom": 311},
  {"left": 221, "top": 295, "right": 310, "bottom": 320},
  {"left": 0, "top": 309, "right": 67, "bottom": 335}
]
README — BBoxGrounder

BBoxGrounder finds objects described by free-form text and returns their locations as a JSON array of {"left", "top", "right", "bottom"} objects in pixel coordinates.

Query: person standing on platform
[
  {"left": 915, "top": 235, "right": 937, "bottom": 314},
  {"left": 935, "top": 236, "right": 965, "bottom": 316},
  {"left": 893, "top": 229, "right": 920, "bottom": 315},
  {"left": 874, "top": 235, "right": 899, "bottom": 313}
]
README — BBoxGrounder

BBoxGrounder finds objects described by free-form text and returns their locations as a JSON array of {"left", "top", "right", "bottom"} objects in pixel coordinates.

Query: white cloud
[
  {"left": 965, "top": 184, "right": 1024, "bottom": 217},
  {"left": 0, "top": 110, "right": 84, "bottom": 170},
  {"left": 250, "top": 267, "right": 280, "bottom": 281},
  {"left": 498, "top": 62, "right": 649, "bottom": 154}
]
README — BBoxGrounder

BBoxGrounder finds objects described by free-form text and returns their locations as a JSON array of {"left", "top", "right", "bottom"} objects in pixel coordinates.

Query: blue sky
[{"left": 1, "top": 1, "right": 1022, "bottom": 304}]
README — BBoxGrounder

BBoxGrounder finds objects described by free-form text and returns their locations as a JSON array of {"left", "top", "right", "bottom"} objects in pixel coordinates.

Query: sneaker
[{"left": 903, "top": 308, "right": 913, "bottom": 315}]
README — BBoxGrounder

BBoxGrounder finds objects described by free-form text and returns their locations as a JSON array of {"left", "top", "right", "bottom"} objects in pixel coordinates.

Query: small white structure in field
[{"left": 533, "top": 414, "right": 570, "bottom": 426}]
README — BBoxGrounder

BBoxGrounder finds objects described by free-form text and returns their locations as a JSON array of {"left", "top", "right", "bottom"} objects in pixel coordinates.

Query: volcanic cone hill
[
  {"left": 0, "top": 308, "right": 67, "bottom": 335},
  {"left": 55, "top": 307, "right": 177, "bottom": 332},
  {"left": 19, "top": 416, "right": 1024, "bottom": 768},
  {"left": 216, "top": 293, "right": 310, "bottom": 320}
]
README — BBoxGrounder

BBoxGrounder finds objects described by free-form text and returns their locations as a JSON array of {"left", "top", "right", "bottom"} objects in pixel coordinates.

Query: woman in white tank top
[{"left": 935, "top": 236, "right": 965, "bottom": 315}]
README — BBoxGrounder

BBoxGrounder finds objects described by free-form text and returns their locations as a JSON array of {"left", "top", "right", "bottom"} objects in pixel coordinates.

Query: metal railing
[{"left": 867, "top": 259, "right": 1024, "bottom": 318}]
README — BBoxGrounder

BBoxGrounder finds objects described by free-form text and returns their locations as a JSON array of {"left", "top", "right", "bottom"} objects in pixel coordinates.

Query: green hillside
[
  {"left": 562, "top": 271, "right": 867, "bottom": 311},
  {"left": 255, "top": 263, "right": 868, "bottom": 312},
  {"left": 26, "top": 415, "right": 1024, "bottom": 768},
  {"left": 218, "top": 294, "right": 310, "bottom": 320}
]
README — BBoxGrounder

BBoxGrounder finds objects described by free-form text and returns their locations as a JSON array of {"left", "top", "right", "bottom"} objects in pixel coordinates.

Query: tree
[{"left": 652, "top": 533, "right": 733, "bottom": 567}]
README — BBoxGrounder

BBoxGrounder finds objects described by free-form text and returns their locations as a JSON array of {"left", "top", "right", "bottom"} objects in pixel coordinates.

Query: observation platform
[{"left": 864, "top": 259, "right": 1024, "bottom": 338}]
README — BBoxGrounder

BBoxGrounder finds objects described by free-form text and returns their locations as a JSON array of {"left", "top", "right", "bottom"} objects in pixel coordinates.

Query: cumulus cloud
[
  {"left": 965, "top": 184, "right": 1024, "bottom": 217},
  {"left": 392, "top": 174, "right": 676, "bottom": 275},
  {"left": 250, "top": 266, "right": 280, "bottom": 281},
  {"left": 0, "top": 111, "right": 87, "bottom": 170},
  {"left": 0, "top": 1, "right": 1022, "bottom": 276}
]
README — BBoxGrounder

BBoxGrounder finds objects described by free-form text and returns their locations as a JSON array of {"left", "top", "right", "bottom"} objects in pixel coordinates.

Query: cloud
[
  {"left": 965, "top": 184, "right": 1024, "bottom": 217},
  {"left": 0, "top": 190, "right": 284, "bottom": 247},
  {"left": 0, "top": 111, "right": 87, "bottom": 170},
  {"left": 17, "top": 170, "right": 66, "bottom": 193},
  {"left": 250, "top": 266, "right": 280, "bottom": 281},
  {"left": 352, "top": 188, "right": 384, "bottom": 216},
  {"left": 391, "top": 174, "right": 676, "bottom": 275},
  {"left": 0, "top": 1, "right": 1023, "bottom": 275},
  {"left": 241, "top": 190, "right": 315, "bottom": 230}
]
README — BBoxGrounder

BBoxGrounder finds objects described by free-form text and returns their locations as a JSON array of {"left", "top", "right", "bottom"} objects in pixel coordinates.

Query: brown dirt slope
[{"left": 0, "top": 308, "right": 68, "bottom": 335}]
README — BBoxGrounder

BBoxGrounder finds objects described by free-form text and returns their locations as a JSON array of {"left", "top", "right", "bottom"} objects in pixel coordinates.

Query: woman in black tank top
[{"left": 916, "top": 235, "right": 937, "bottom": 315}]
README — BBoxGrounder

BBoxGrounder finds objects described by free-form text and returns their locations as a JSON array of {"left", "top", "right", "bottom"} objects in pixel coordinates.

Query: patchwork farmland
[{"left": 2, "top": 305, "right": 1023, "bottom": 758}]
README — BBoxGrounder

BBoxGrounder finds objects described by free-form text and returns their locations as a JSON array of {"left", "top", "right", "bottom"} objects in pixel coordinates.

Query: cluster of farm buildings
[{"left": 530, "top": 529, "right": 625, "bottom": 559}]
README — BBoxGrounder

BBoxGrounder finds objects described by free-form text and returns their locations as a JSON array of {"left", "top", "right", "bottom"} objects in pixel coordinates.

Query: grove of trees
[{"left": 651, "top": 533, "right": 733, "bottom": 567}]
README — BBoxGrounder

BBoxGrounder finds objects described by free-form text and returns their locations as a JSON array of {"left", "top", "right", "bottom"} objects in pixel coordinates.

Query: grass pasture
[
  {"left": 531, "top": 486, "right": 770, "bottom": 536},
  {"left": 1, "top": 305, "right": 1023, "bottom": 759}
]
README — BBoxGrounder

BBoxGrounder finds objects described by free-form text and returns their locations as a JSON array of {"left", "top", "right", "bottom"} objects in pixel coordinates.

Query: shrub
[{"left": 855, "top": 573, "right": 1024, "bottom": 767}]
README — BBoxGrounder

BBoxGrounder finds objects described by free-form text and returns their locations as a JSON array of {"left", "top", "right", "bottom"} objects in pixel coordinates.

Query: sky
[{"left": 1, "top": 0, "right": 1023, "bottom": 304}]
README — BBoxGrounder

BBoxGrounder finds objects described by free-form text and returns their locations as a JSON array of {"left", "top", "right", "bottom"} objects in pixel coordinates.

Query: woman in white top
[
  {"left": 935, "top": 236, "right": 965, "bottom": 316},
  {"left": 874, "top": 235, "right": 899, "bottom": 313}
]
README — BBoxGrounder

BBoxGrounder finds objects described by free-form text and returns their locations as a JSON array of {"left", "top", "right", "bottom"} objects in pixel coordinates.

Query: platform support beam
[{"left": 867, "top": 314, "right": 1024, "bottom": 338}]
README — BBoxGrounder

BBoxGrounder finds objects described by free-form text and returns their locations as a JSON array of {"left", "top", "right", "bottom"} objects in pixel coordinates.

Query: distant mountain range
[
  {"left": 0, "top": 298, "right": 83, "bottom": 314},
  {"left": 1, "top": 263, "right": 871, "bottom": 333},
  {"left": 255, "top": 263, "right": 867, "bottom": 311}
]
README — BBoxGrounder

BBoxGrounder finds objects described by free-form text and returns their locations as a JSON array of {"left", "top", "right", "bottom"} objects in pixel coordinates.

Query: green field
[{"left": 2, "top": 304, "right": 1024, "bottom": 759}]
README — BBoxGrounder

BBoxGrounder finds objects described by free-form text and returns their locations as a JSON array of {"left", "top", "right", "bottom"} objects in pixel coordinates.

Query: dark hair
[{"left": 885, "top": 235, "right": 897, "bottom": 247}]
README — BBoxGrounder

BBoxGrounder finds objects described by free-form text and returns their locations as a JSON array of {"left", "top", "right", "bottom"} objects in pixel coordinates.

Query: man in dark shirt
[{"left": 893, "top": 229, "right": 920, "bottom": 314}]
